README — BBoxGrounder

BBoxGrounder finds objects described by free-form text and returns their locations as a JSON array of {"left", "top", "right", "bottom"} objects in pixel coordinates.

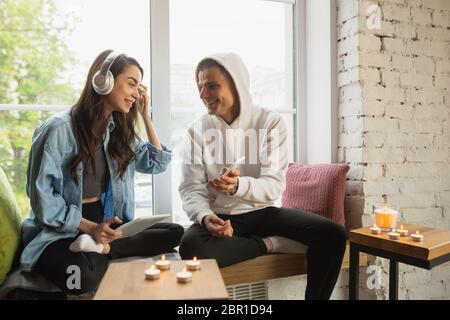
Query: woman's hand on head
[
  {"left": 91, "top": 216, "right": 123, "bottom": 244},
  {"left": 136, "top": 84, "right": 151, "bottom": 118}
]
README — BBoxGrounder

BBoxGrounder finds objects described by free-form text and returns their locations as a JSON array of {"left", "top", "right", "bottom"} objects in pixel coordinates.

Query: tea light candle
[
  {"left": 411, "top": 230, "right": 424, "bottom": 242},
  {"left": 176, "top": 268, "right": 192, "bottom": 283},
  {"left": 370, "top": 224, "right": 382, "bottom": 234},
  {"left": 397, "top": 225, "right": 409, "bottom": 237},
  {"left": 186, "top": 257, "right": 201, "bottom": 271},
  {"left": 156, "top": 254, "right": 170, "bottom": 270},
  {"left": 144, "top": 265, "right": 160, "bottom": 280},
  {"left": 388, "top": 230, "right": 400, "bottom": 240}
]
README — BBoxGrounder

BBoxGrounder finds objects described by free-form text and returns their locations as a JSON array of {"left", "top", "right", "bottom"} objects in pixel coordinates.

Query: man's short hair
[{"left": 195, "top": 58, "right": 232, "bottom": 83}]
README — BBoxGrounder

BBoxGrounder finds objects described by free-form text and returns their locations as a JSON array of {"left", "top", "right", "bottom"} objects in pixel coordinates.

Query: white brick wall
[{"left": 269, "top": 0, "right": 450, "bottom": 300}]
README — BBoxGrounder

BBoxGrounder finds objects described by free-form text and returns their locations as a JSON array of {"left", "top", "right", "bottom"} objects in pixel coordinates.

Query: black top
[{"left": 82, "top": 147, "right": 110, "bottom": 198}]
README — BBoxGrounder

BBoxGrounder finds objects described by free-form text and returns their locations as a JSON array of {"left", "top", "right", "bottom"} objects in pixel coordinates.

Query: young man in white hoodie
[{"left": 179, "top": 53, "right": 346, "bottom": 300}]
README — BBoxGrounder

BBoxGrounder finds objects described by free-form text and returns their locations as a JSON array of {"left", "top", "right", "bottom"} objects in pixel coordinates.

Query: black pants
[
  {"left": 179, "top": 206, "right": 346, "bottom": 300},
  {"left": 35, "top": 201, "right": 184, "bottom": 295}
]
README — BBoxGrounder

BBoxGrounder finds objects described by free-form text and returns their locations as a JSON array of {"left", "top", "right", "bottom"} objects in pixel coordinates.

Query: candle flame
[
  {"left": 150, "top": 265, "right": 155, "bottom": 270},
  {"left": 400, "top": 225, "right": 403, "bottom": 230},
  {"left": 416, "top": 230, "right": 419, "bottom": 234},
  {"left": 183, "top": 268, "right": 187, "bottom": 272},
  {"left": 373, "top": 224, "right": 376, "bottom": 228},
  {"left": 161, "top": 254, "right": 165, "bottom": 260},
  {"left": 193, "top": 257, "right": 197, "bottom": 261},
  {"left": 384, "top": 204, "right": 388, "bottom": 211}
]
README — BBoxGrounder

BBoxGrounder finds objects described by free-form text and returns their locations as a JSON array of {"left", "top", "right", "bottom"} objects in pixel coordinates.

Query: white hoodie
[{"left": 179, "top": 53, "right": 288, "bottom": 225}]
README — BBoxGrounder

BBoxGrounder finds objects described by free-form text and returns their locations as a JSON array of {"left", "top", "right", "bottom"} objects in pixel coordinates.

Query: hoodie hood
[{"left": 201, "top": 52, "right": 255, "bottom": 129}]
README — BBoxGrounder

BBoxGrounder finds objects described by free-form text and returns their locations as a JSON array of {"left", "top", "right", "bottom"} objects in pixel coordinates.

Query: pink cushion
[{"left": 281, "top": 163, "right": 349, "bottom": 226}]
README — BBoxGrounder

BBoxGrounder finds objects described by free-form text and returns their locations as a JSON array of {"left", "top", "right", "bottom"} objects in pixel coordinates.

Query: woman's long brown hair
[{"left": 70, "top": 49, "right": 144, "bottom": 181}]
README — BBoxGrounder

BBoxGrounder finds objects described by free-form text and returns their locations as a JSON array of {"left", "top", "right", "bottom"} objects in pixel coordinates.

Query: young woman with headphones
[{"left": 20, "top": 50, "right": 184, "bottom": 295}]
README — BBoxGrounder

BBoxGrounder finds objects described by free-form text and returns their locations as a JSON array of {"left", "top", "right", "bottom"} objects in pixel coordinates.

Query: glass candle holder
[{"left": 373, "top": 205, "right": 399, "bottom": 231}]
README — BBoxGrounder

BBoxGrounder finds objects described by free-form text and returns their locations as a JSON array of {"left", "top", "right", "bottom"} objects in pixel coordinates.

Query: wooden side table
[
  {"left": 94, "top": 259, "right": 228, "bottom": 300},
  {"left": 349, "top": 224, "right": 450, "bottom": 300}
]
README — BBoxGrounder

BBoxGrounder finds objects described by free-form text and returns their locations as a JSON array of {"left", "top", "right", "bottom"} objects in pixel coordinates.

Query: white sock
[
  {"left": 267, "top": 236, "right": 308, "bottom": 254},
  {"left": 69, "top": 234, "right": 104, "bottom": 254}
]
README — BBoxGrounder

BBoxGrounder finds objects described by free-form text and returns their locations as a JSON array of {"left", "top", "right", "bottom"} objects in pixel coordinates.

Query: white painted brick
[
  {"left": 364, "top": 163, "right": 384, "bottom": 180},
  {"left": 360, "top": 68, "right": 381, "bottom": 83},
  {"left": 405, "top": 119, "right": 442, "bottom": 133},
  {"left": 339, "top": 101, "right": 363, "bottom": 117},
  {"left": 363, "top": 100, "right": 385, "bottom": 115},
  {"left": 432, "top": 11, "right": 450, "bottom": 28},
  {"left": 394, "top": 23, "right": 417, "bottom": 39},
  {"left": 343, "top": 52, "right": 360, "bottom": 70},
  {"left": 412, "top": 56, "right": 435, "bottom": 73},
  {"left": 445, "top": 92, "right": 450, "bottom": 105},
  {"left": 386, "top": 163, "right": 437, "bottom": 177},
  {"left": 435, "top": 74, "right": 450, "bottom": 88},
  {"left": 385, "top": 102, "right": 413, "bottom": 119},
  {"left": 392, "top": 54, "right": 414, "bottom": 71},
  {"left": 364, "top": 132, "right": 386, "bottom": 147},
  {"left": 405, "top": 88, "right": 443, "bottom": 105},
  {"left": 406, "top": 147, "right": 447, "bottom": 161},
  {"left": 385, "top": 133, "right": 412, "bottom": 147},
  {"left": 410, "top": 7, "right": 432, "bottom": 26},
  {"left": 400, "top": 177, "right": 441, "bottom": 193},
  {"left": 364, "top": 180, "right": 402, "bottom": 195},
  {"left": 364, "top": 117, "right": 399, "bottom": 133},
  {"left": 383, "top": 37, "right": 406, "bottom": 52},
  {"left": 359, "top": 34, "right": 382, "bottom": 51},
  {"left": 363, "top": 85, "right": 405, "bottom": 102},
  {"left": 341, "top": 82, "right": 363, "bottom": 102},
  {"left": 338, "top": 0, "right": 358, "bottom": 24},
  {"left": 407, "top": 282, "right": 448, "bottom": 299},
  {"left": 402, "top": 206, "right": 442, "bottom": 222},
  {"left": 363, "top": 19, "right": 396, "bottom": 37},
  {"left": 382, "top": 4, "right": 411, "bottom": 22},
  {"left": 412, "top": 132, "right": 434, "bottom": 147},
  {"left": 422, "top": 0, "right": 450, "bottom": 11},
  {"left": 338, "top": 68, "right": 359, "bottom": 86},
  {"left": 400, "top": 72, "right": 433, "bottom": 87},
  {"left": 417, "top": 26, "right": 450, "bottom": 42},
  {"left": 423, "top": 40, "right": 449, "bottom": 58},
  {"left": 338, "top": 35, "right": 358, "bottom": 56},
  {"left": 388, "top": 193, "right": 436, "bottom": 207},
  {"left": 364, "top": 147, "right": 405, "bottom": 162},
  {"left": 405, "top": 0, "right": 423, "bottom": 7},
  {"left": 360, "top": 52, "right": 392, "bottom": 68},
  {"left": 339, "top": 16, "right": 359, "bottom": 39},
  {"left": 339, "top": 131, "right": 363, "bottom": 147},
  {"left": 436, "top": 59, "right": 450, "bottom": 74},
  {"left": 414, "top": 104, "right": 448, "bottom": 121},
  {"left": 381, "top": 70, "right": 401, "bottom": 86},
  {"left": 405, "top": 39, "right": 425, "bottom": 55},
  {"left": 346, "top": 147, "right": 364, "bottom": 163}
]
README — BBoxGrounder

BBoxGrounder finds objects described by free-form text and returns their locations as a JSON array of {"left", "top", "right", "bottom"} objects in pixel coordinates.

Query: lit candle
[
  {"left": 176, "top": 268, "right": 192, "bottom": 283},
  {"left": 144, "top": 265, "right": 160, "bottom": 280},
  {"left": 370, "top": 224, "right": 382, "bottom": 235},
  {"left": 156, "top": 254, "right": 171, "bottom": 270},
  {"left": 397, "top": 225, "right": 409, "bottom": 237},
  {"left": 411, "top": 230, "right": 424, "bottom": 242},
  {"left": 186, "top": 257, "right": 201, "bottom": 271},
  {"left": 374, "top": 204, "right": 398, "bottom": 230},
  {"left": 388, "top": 230, "right": 400, "bottom": 240}
]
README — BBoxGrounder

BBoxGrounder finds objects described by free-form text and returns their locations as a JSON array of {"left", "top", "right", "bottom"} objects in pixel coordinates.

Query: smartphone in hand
[{"left": 216, "top": 156, "right": 245, "bottom": 179}]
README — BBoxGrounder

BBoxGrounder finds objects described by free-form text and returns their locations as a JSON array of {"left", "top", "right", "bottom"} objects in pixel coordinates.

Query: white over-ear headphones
[{"left": 92, "top": 51, "right": 120, "bottom": 95}]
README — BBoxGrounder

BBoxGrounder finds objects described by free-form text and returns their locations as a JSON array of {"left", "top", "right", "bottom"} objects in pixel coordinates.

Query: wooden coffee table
[
  {"left": 349, "top": 224, "right": 450, "bottom": 300},
  {"left": 94, "top": 259, "right": 228, "bottom": 300}
]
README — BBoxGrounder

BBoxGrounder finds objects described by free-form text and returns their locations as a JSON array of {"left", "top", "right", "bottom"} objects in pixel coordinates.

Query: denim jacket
[{"left": 20, "top": 111, "right": 171, "bottom": 271}]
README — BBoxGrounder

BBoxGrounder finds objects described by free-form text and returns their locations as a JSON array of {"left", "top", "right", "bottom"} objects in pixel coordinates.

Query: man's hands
[
  {"left": 208, "top": 168, "right": 240, "bottom": 195},
  {"left": 202, "top": 214, "right": 233, "bottom": 238},
  {"left": 90, "top": 216, "right": 123, "bottom": 244}
]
